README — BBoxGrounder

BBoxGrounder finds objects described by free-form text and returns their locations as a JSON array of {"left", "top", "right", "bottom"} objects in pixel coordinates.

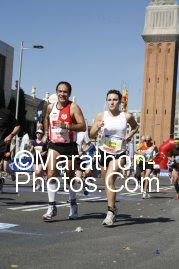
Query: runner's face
[
  {"left": 36, "top": 133, "right": 43, "bottom": 139},
  {"left": 56, "top": 84, "right": 70, "bottom": 104},
  {"left": 107, "top": 94, "right": 120, "bottom": 111},
  {"left": 145, "top": 137, "right": 152, "bottom": 145}
]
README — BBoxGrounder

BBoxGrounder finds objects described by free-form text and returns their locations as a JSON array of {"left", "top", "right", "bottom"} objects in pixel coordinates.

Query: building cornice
[{"left": 142, "top": 4, "right": 179, "bottom": 42}]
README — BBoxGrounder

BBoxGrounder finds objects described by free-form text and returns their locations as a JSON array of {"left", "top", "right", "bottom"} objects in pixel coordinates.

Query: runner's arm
[
  {"left": 68, "top": 103, "right": 86, "bottom": 132},
  {"left": 43, "top": 104, "right": 53, "bottom": 141},
  {"left": 125, "top": 113, "right": 138, "bottom": 141},
  {"left": 90, "top": 112, "right": 104, "bottom": 138},
  {"left": 4, "top": 125, "right": 21, "bottom": 143}
]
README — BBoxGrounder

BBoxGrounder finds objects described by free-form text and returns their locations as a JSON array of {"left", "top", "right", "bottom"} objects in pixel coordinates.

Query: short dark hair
[
  {"left": 56, "top": 81, "right": 72, "bottom": 95},
  {"left": 106, "top": 89, "right": 122, "bottom": 100}
]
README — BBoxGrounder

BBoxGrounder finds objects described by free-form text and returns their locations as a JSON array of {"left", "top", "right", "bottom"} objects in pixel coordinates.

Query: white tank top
[{"left": 99, "top": 111, "right": 127, "bottom": 154}]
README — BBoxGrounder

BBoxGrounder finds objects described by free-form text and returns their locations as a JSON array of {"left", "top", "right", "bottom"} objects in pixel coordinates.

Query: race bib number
[{"left": 103, "top": 135, "right": 122, "bottom": 154}]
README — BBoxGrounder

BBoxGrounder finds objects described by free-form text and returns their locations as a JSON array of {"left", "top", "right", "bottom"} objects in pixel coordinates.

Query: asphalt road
[{"left": 0, "top": 175, "right": 178, "bottom": 269}]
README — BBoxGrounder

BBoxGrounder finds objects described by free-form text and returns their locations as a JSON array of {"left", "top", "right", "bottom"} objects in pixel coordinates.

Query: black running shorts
[
  {"left": 99, "top": 149, "right": 126, "bottom": 168},
  {"left": 48, "top": 142, "right": 79, "bottom": 158}
]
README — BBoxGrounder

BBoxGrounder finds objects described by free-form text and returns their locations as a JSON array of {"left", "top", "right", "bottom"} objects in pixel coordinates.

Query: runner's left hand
[
  {"left": 4, "top": 134, "right": 13, "bottom": 143},
  {"left": 124, "top": 135, "right": 131, "bottom": 142}
]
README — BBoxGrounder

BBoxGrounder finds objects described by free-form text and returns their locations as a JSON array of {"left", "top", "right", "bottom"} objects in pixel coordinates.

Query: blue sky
[{"left": 1, "top": 0, "right": 156, "bottom": 122}]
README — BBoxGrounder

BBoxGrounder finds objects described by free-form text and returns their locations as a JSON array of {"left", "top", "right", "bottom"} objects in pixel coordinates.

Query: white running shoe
[
  {"left": 102, "top": 211, "right": 115, "bottom": 226},
  {"left": 142, "top": 192, "right": 150, "bottom": 199},
  {"left": 43, "top": 205, "right": 57, "bottom": 221},
  {"left": 69, "top": 204, "right": 78, "bottom": 220}
]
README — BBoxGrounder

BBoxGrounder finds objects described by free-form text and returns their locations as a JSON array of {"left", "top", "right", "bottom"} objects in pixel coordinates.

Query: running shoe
[
  {"left": 102, "top": 211, "right": 115, "bottom": 226},
  {"left": 142, "top": 192, "right": 150, "bottom": 199},
  {"left": 43, "top": 205, "right": 57, "bottom": 221}
]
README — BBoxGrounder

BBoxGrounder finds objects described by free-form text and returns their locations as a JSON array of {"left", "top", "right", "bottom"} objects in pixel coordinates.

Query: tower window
[
  {"left": 149, "top": 78, "right": 150, "bottom": 83},
  {"left": 156, "top": 109, "right": 157, "bottom": 114},
  {"left": 165, "top": 109, "right": 166, "bottom": 115},
  {"left": 147, "top": 109, "right": 149, "bottom": 114},
  {"left": 168, "top": 48, "right": 170, "bottom": 53}
]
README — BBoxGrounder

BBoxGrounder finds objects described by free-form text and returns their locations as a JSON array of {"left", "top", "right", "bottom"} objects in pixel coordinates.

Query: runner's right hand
[
  {"left": 42, "top": 134, "right": 48, "bottom": 144},
  {"left": 98, "top": 120, "right": 104, "bottom": 131}
]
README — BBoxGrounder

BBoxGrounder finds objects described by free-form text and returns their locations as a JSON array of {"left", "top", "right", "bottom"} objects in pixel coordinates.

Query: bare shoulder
[
  {"left": 47, "top": 103, "right": 54, "bottom": 113},
  {"left": 124, "top": 112, "right": 133, "bottom": 121},
  {"left": 71, "top": 102, "right": 80, "bottom": 110},
  {"left": 70, "top": 102, "right": 83, "bottom": 114},
  {"left": 95, "top": 112, "right": 104, "bottom": 120},
  {"left": 48, "top": 103, "right": 54, "bottom": 110}
]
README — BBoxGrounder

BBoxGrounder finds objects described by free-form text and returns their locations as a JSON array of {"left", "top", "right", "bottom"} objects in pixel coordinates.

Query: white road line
[
  {"left": 8, "top": 204, "right": 48, "bottom": 210},
  {"left": 0, "top": 223, "right": 19, "bottom": 230},
  {"left": 126, "top": 192, "right": 141, "bottom": 196},
  {"left": 57, "top": 191, "right": 69, "bottom": 195},
  {"left": 8, "top": 202, "right": 67, "bottom": 211},
  {"left": 22, "top": 203, "right": 74, "bottom": 212},
  {"left": 159, "top": 186, "right": 173, "bottom": 190},
  {"left": 94, "top": 198, "right": 107, "bottom": 201},
  {"left": 124, "top": 186, "right": 173, "bottom": 195},
  {"left": 79, "top": 196, "right": 101, "bottom": 201}
]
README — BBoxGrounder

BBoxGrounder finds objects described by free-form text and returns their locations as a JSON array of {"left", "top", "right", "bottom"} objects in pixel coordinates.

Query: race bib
[
  {"left": 34, "top": 146, "right": 43, "bottom": 153},
  {"left": 51, "top": 121, "right": 69, "bottom": 143},
  {"left": 103, "top": 135, "right": 122, "bottom": 154},
  {"left": 144, "top": 147, "right": 154, "bottom": 161}
]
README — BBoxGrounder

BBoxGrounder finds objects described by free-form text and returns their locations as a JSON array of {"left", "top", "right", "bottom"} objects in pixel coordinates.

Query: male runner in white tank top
[
  {"left": 90, "top": 89, "right": 138, "bottom": 226},
  {"left": 42, "top": 81, "right": 86, "bottom": 221}
]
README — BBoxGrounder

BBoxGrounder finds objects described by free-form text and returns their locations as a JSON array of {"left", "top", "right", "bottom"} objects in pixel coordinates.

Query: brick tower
[{"left": 141, "top": 0, "right": 179, "bottom": 146}]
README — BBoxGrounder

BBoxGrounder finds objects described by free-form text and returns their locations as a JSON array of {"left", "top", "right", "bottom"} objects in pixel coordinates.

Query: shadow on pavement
[
  {"left": 108, "top": 216, "right": 175, "bottom": 228},
  {"left": 1, "top": 200, "right": 47, "bottom": 206}
]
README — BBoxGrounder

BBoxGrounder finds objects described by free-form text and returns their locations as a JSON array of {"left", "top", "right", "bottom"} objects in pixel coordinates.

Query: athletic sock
[
  {"left": 108, "top": 206, "right": 115, "bottom": 214},
  {"left": 47, "top": 182, "right": 57, "bottom": 203},
  {"left": 69, "top": 181, "right": 77, "bottom": 201}
]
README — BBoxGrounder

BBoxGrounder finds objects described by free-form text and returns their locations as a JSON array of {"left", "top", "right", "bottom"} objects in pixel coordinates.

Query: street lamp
[
  {"left": 15, "top": 41, "right": 44, "bottom": 153},
  {"left": 15, "top": 41, "right": 44, "bottom": 120}
]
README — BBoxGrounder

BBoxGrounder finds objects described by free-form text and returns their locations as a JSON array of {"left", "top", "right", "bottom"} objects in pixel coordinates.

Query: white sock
[
  {"left": 69, "top": 181, "right": 77, "bottom": 201},
  {"left": 47, "top": 183, "right": 57, "bottom": 203}
]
